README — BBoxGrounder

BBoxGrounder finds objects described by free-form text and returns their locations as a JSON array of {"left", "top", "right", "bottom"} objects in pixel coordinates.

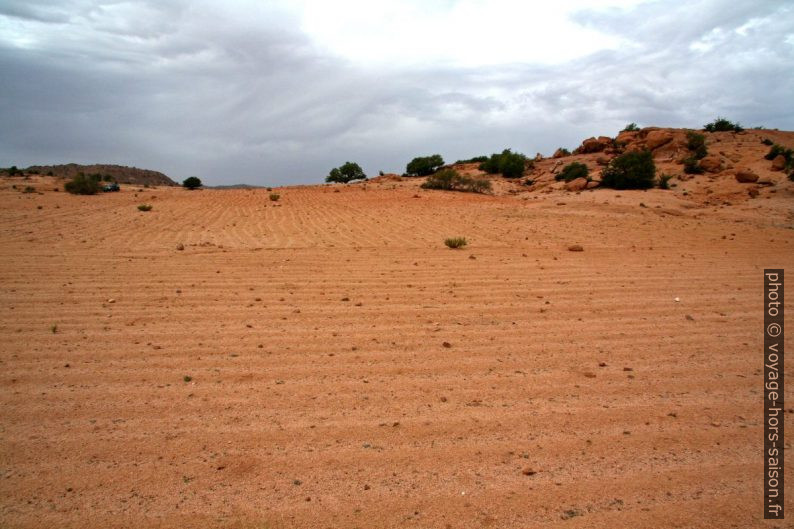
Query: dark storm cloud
[{"left": 1, "top": 0, "right": 792, "bottom": 185}]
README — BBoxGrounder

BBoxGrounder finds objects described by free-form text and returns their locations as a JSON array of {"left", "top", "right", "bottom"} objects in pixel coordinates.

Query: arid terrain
[{"left": 1, "top": 128, "right": 793, "bottom": 528}]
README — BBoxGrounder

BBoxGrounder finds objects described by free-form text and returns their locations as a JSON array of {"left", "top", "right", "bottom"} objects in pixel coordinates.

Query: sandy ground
[{"left": 1, "top": 175, "right": 792, "bottom": 528}]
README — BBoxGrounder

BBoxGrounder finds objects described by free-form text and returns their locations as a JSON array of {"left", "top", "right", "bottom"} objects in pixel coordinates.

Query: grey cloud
[{"left": 1, "top": 0, "right": 792, "bottom": 185}]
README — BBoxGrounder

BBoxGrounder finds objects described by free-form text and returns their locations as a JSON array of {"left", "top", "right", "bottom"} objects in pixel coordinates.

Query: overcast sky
[{"left": 1, "top": 0, "right": 792, "bottom": 186}]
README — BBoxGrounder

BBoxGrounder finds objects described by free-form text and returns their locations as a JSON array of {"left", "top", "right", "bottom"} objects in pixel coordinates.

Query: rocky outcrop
[{"left": 576, "top": 136, "right": 612, "bottom": 154}]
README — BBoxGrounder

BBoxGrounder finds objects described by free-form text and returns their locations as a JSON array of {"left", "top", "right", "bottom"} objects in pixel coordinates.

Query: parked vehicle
[{"left": 103, "top": 182, "right": 120, "bottom": 192}]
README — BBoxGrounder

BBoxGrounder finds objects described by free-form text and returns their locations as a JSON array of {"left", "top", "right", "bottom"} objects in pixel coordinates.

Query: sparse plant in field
[
  {"left": 269, "top": 193, "right": 280, "bottom": 201},
  {"left": 65, "top": 173, "right": 102, "bottom": 195},
  {"left": 444, "top": 237, "right": 467, "bottom": 249},
  {"left": 621, "top": 123, "right": 640, "bottom": 132},
  {"left": 479, "top": 149, "right": 530, "bottom": 178},
  {"left": 556, "top": 162, "right": 589, "bottom": 182},
  {"left": 762, "top": 138, "right": 774, "bottom": 146},
  {"left": 686, "top": 131, "right": 708, "bottom": 159},
  {"left": 704, "top": 117, "right": 743, "bottom": 132},
  {"left": 327, "top": 161, "right": 366, "bottom": 183},
  {"left": 421, "top": 169, "right": 491, "bottom": 194},
  {"left": 658, "top": 174, "right": 674, "bottom": 189},
  {"left": 50, "top": 324, "right": 58, "bottom": 334},
  {"left": 406, "top": 154, "right": 445, "bottom": 176},
  {"left": 138, "top": 204, "right": 153, "bottom": 211},
  {"left": 183, "top": 375, "right": 192, "bottom": 382},
  {"left": 22, "top": 186, "right": 35, "bottom": 193},
  {"left": 683, "top": 157, "right": 703, "bottom": 175},
  {"left": 600, "top": 151, "right": 655, "bottom": 189},
  {"left": 183, "top": 176, "right": 202, "bottom": 189}
]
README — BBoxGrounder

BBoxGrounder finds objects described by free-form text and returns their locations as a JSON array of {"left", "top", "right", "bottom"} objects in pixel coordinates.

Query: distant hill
[
  {"left": 25, "top": 163, "right": 177, "bottom": 187},
  {"left": 210, "top": 183, "right": 265, "bottom": 189}
]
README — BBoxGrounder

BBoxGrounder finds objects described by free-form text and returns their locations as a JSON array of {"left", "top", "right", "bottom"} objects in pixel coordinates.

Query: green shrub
[
  {"left": 765, "top": 144, "right": 793, "bottom": 161},
  {"left": 762, "top": 138, "right": 774, "bottom": 146},
  {"left": 621, "top": 123, "right": 640, "bottom": 132},
  {"left": 600, "top": 151, "right": 655, "bottom": 189},
  {"left": 454, "top": 156, "right": 489, "bottom": 165},
  {"left": 686, "top": 131, "right": 707, "bottom": 159},
  {"left": 479, "top": 149, "right": 529, "bottom": 178},
  {"left": 683, "top": 157, "right": 703, "bottom": 175},
  {"left": 421, "top": 169, "right": 491, "bottom": 194},
  {"left": 269, "top": 193, "right": 280, "bottom": 201},
  {"left": 406, "top": 154, "right": 444, "bottom": 176},
  {"left": 556, "top": 162, "right": 589, "bottom": 182},
  {"left": 22, "top": 186, "right": 36, "bottom": 193},
  {"left": 183, "top": 176, "right": 202, "bottom": 189},
  {"left": 658, "top": 174, "right": 673, "bottom": 189},
  {"left": 64, "top": 173, "right": 101, "bottom": 195},
  {"left": 556, "top": 148, "right": 571, "bottom": 156},
  {"left": 444, "top": 237, "right": 467, "bottom": 249},
  {"left": 704, "top": 117, "right": 743, "bottom": 132},
  {"left": 137, "top": 204, "right": 153, "bottom": 211},
  {"left": 327, "top": 161, "right": 366, "bottom": 183}
]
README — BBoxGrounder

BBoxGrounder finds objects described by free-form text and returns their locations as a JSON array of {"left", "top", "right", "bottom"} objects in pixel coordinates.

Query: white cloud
[{"left": 291, "top": 0, "right": 645, "bottom": 67}]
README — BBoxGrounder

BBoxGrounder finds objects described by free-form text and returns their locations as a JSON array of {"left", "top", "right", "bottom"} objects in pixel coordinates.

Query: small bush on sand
[
  {"left": 704, "top": 117, "right": 743, "bottom": 132},
  {"left": 65, "top": 173, "right": 101, "bottom": 195},
  {"left": 556, "top": 162, "right": 589, "bottom": 182},
  {"left": 23, "top": 186, "right": 36, "bottom": 193},
  {"left": 269, "top": 193, "right": 280, "bottom": 201},
  {"left": 406, "top": 154, "right": 445, "bottom": 176},
  {"left": 421, "top": 169, "right": 491, "bottom": 194},
  {"left": 658, "top": 174, "right": 674, "bottom": 189},
  {"left": 327, "top": 162, "right": 366, "bottom": 183},
  {"left": 138, "top": 204, "right": 153, "bottom": 211},
  {"left": 600, "top": 151, "right": 655, "bottom": 189},
  {"left": 444, "top": 237, "right": 467, "bottom": 249},
  {"left": 686, "top": 131, "right": 708, "bottom": 159}
]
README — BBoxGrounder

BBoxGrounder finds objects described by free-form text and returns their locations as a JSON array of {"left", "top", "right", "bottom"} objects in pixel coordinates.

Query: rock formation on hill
[{"left": 24, "top": 163, "right": 177, "bottom": 186}]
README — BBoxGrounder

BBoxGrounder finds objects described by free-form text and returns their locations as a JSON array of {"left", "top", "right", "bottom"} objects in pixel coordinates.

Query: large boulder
[
  {"left": 565, "top": 177, "right": 588, "bottom": 192},
  {"left": 577, "top": 136, "right": 612, "bottom": 154},
  {"left": 645, "top": 130, "right": 674, "bottom": 150},
  {"left": 771, "top": 154, "right": 787, "bottom": 171},
  {"left": 699, "top": 154, "right": 723, "bottom": 173},
  {"left": 735, "top": 169, "right": 758, "bottom": 183}
]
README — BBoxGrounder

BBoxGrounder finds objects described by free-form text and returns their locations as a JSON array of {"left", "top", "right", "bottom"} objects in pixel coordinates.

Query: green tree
[
  {"left": 479, "top": 149, "right": 529, "bottom": 178},
  {"left": 183, "top": 176, "right": 202, "bottom": 189},
  {"left": 326, "top": 162, "right": 366, "bottom": 183},
  {"left": 406, "top": 154, "right": 444, "bottom": 176}
]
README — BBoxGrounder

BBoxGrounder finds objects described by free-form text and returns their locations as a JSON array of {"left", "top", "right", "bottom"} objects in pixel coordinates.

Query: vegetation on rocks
[
  {"left": 479, "top": 149, "right": 530, "bottom": 178},
  {"left": 600, "top": 151, "right": 655, "bottom": 189},
  {"left": 556, "top": 162, "right": 589, "bottom": 182},
  {"left": 704, "top": 117, "right": 743, "bottom": 133}
]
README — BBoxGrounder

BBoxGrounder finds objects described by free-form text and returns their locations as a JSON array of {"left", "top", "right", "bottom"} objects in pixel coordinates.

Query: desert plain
[{"left": 1, "top": 128, "right": 793, "bottom": 528}]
